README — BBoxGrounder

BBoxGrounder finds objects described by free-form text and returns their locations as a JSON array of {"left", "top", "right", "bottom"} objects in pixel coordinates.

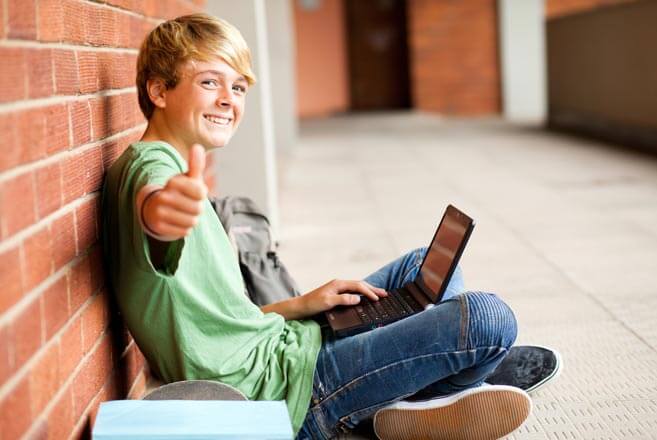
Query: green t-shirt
[{"left": 102, "top": 141, "right": 321, "bottom": 433}]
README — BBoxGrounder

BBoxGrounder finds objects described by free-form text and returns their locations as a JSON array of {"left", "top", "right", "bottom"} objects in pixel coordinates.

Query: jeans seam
[
  {"left": 337, "top": 389, "right": 417, "bottom": 428},
  {"left": 459, "top": 293, "right": 469, "bottom": 350}
]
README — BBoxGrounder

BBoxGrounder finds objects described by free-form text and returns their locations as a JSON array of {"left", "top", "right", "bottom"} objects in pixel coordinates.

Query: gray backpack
[{"left": 210, "top": 196, "right": 301, "bottom": 307}]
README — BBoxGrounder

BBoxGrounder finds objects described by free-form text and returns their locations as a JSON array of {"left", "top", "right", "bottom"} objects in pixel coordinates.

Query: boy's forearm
[
  {"left": 136, "top": 184, "right": 167, "bottom": 239},
  {"left": 260, "top": 296, "right": 307, "bottom": 320}
]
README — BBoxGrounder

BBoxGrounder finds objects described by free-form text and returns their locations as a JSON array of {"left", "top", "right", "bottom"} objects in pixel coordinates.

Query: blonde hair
[{"left": 136, "top": 13, "right": 256, "bottom": 119}]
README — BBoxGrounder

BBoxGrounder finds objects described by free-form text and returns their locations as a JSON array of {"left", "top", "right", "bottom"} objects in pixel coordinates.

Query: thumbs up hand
[{"left": 139, "top": 144, "right": 209, "bottom": 241}]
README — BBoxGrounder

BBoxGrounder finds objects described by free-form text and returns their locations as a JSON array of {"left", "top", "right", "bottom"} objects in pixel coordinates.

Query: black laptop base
[{"left": 328, "top": 287, "right": 424, "bottom": 338}]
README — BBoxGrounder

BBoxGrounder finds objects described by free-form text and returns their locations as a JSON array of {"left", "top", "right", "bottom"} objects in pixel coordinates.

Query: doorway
[{"left": 345, "top": 0, "right": 412, "bottom": 111}]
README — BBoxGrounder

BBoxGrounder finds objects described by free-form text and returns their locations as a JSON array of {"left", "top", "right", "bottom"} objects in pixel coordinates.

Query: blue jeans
[{"left": 297, "top": 248, "right": 518, "bottom": 439}]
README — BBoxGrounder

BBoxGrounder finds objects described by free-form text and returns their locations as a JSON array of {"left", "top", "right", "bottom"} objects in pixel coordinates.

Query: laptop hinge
[{"left": 405, "top": 283, "right": 432, "bottom": 310}]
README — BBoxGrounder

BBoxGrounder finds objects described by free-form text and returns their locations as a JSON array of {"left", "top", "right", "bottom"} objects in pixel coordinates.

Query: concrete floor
[{"left": 276, "top": 113, "right": 657, "bottom": 439}]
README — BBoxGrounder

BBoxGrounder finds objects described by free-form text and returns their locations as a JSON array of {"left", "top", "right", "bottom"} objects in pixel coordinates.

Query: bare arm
[{"left": 260, "top": 279, "right": 387, "bottom": 320}]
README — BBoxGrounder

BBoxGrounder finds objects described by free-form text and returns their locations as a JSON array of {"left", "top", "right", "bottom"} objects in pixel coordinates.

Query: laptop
[{"left": 325, "top": 205, "right": 475, "bottom": 338}]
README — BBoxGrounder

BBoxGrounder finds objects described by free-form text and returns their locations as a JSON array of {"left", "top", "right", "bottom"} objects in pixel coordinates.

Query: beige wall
[
  {"left": 547, "top": 0, "right": 657, "bottom": 145},
  {"left": 294, "top": 0, "right": 349, "bottom": 118}
]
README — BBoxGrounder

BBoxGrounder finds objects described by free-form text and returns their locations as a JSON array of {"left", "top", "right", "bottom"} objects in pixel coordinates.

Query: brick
[
  {"left": 407, "top": 0, "right": 501, "bottom": 115},
  {"left": 130, "top": 15, "right": 153, "bottom": 49},
  {"left": 38, "top": 0, "right": 65, "bottom": 41},
  {"left": 115, "top": 11, "right": 133, "bottom": 48},
  {"left": 26, "top": 49, "right": 54, "bottom": 99},
  {"left": 18, "top": 106, "right": 48, "bottom": 163},
  {"left": 10, "top": 296, "right": 43, "bottom": 367},
  {"left": 70, "top": 100, "right": 92, "bottom": 147},
  {"left": 123, "top": 342, "right": 145, "bottom": 388},
  {"left": 0, "top": 245, "right": 24, "bottom": 314},
  {"left": 69, "top": 256, "right": 92, "bottom": 312},
  {"left": 106, "top": 0, "right": 134, "bottom": 11},
  {"left": 0, "top": 47, "right": 27, "bottom": 103},
  {"left": 21, "top": 225, "right": 53, "bottom": 292},
  {"left": 100, "top": 140, "right": 120, "bottom": 171},
  {"left": 61, "top": 150, "right": 85, "bottom": 205},
  {"left": 58, "top": 317, "right": 82, "bottom": 384},
  {"left": 45, "top": 104, "right": 71, "bottom": 155},
  {"left": 29, "top": 341, "right": 61, "bottom": 417},
  {"left": 127, "top": 369, "right": 146, "bottom": 399},
  {"left": 53, "top": 50, "right": 79, "bottom": 95},
  {"left": 98, "top": 52, "right": 135, "bottom": 91},
  {"left": 72, "top": 335, "right": 112, "bottom": 421},
  {"left": 0, "top": 377, "right": 32, "bottom": 439},
  {"left": 77, "top": 51, "right": 98, "bottom": 94},
  {"left": 88, "top": 6, "right": 118, "bottom": 47},
  {"left": 0, "top": 172, "right": 37, "bottom": 239},
  {"left": 0, "top": 324, "right": 12, "bottom": 387},
  {"left": 90, "top": 96, "right": 109, "bottom": 140},
  {"left": 42, "top": 275, "right": 69, "bottom": 340},
  {"left": 62, "top": 0, "right": 87, "bottom": 45},
  {"left": 76, "top": 197, "right": 98, "bottom": 253},
  {"left": 8, "top": 0, "right": 37, "bottom": 39},
  {"left": 0, "top": 0, "right": 4, "bottom": 38},
  {"left": 81, "top": 294, "right": 109, "bottom": 355},
  {"left": 47, "top": 387, "right": 74, "bottom": 440},
  {"left": 36, "top": 163, "right": 63, "bottom": 219},
  {"left": 51, "top": 212, "right": 76, "bottom": 272},
  {"left": 88, "top": 246, "right": 104, "bottom": 294},
  {"left": 82, "top": 147, "right": 104, "bottom": 194},
  {"left": 0, "top": 113, "right": 20, "bottom": 171}
]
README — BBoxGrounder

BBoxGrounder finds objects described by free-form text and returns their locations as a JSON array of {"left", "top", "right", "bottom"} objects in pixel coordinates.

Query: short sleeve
[{"left": 127, "top": 146, "right": 186, "bottom": 275}]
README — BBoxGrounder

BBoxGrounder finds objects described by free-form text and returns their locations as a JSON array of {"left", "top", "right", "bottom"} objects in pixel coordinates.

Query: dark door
[{"left": 345, "top": 0, "right": 411, "bottom": 111}]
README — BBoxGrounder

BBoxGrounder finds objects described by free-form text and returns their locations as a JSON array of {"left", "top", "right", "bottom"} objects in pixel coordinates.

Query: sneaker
[
  {"left": 373, "top": 385, "right": 531, "bottom": 440},
  {"left": 485, "top": 345, "right": 562, "bottom": 393}
]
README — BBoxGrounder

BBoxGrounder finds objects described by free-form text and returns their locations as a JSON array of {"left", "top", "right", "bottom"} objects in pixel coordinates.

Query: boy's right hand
[{"left": 139, "top": 144, "right": 208, "bottom": 241}]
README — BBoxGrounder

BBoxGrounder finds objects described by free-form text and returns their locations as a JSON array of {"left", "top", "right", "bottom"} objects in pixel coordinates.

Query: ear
[{"left": 146, "top": 78, "right": 168, "bottom": 110}]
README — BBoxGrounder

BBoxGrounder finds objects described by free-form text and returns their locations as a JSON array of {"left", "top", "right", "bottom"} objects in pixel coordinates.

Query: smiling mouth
[{"left": 203, "top": 114, "right": 232, "bottom": 126}]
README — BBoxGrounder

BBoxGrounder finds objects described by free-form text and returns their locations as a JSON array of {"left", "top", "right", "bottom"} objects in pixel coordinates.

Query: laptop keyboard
[{"left": 356, "top": 290, "right": 422, "bottom": 324}]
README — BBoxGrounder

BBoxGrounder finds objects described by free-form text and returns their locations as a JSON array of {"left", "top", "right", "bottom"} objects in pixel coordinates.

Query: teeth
[{"left": 204, "top": 115, "right": 231, "bottom": 125}]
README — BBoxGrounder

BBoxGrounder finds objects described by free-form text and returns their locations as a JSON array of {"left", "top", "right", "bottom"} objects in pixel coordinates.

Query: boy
[{"left": 103, "top": 13, "right": 532, "bottom": 439}]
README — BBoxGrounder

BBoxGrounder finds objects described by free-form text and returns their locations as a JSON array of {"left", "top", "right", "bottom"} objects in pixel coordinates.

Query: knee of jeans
[
  {"left": 463, "top": 291, "right": 517, "bottom": 350},
  {"left": 413, "top": 246, "right": 428, "bottom": 259}
]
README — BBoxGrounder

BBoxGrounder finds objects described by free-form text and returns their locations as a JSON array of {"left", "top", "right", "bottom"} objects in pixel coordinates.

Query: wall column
[
  {"left": 206, "top": 0, "right": 280, "bottom": 231},
  {"left": 498, "top": 0, "right": 547, "bottom": 123}
]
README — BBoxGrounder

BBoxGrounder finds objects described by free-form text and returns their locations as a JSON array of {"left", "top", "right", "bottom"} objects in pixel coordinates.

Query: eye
[
  {"left": 232, "top": 84, "right": 247, "bottom": 94},
  {"left": 201, "top": 79, "right": 218, "bottom": 89}
]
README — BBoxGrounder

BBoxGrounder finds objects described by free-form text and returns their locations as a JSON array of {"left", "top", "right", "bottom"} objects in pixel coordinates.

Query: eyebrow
[{"left": 195, "top": 70, "right": 247, "bottom": 83}]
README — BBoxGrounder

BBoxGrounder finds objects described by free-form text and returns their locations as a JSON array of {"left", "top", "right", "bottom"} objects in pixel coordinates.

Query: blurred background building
[{"left": 214, "top": 0, "right": 657, "bottom": 229}]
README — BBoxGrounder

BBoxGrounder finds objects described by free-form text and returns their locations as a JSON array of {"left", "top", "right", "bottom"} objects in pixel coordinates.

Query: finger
[
  {"left": 149, "top": 222, "right": 191, "bottom": 239},
  {"left": 363, "top": 281, "right": 388, "bottom": 297},
  {"left": 335, "top": 293, "right": 361, "bottom": 307},
  {"left": 157, "top": 207, "right": 200, "bottom": 229},
  {"left": 186, "top": 144, "right": 206, "bottom": 180},
  {"left": 167, "top": 176, "right": 208, "bottom": 200},
  {"left": 344, "top": 280, "right": 380, "bottom": 301},
  {"left": 157, "top": 191, "right": 204, "bottom": 215}
]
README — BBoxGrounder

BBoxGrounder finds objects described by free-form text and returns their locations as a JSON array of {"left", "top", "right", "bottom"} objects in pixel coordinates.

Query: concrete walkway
[{"left": 276, "top": 113, "right": 657, "bottom": 439}]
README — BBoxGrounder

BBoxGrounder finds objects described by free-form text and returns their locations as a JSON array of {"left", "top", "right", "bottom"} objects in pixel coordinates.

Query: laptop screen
[{"left": 416, "top": 205, "right": 474, "bottom": 303}]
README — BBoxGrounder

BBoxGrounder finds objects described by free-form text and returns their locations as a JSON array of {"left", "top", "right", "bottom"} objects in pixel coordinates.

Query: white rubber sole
[
  {"left": 373, "top": 385, "right": 532, "bottom": 440},
  {"left": 525, "top": 346, "right": 563, "bottom": 394}
]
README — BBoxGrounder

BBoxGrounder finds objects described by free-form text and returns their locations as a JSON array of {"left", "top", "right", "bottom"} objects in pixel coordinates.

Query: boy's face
[{"left": 159, "top": 57, "right": 248, "bottom": 150}]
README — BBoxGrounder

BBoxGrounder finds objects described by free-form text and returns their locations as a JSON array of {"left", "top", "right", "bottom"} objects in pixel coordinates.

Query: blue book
[{"left": 93, "top": 400, "right": 293, "bottom": 439}]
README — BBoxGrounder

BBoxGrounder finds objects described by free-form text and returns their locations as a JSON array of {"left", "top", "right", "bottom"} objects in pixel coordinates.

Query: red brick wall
[
  {"left": 294, "top": 0, "right": 349, "bottom": 118},
  {"left": 547, "top": 0, "right": 638, "bottom": 18},
  {"left": 0, "top": 1, "right": 205, "bottom": 438},
  {"left": 406, "top": 0, "right": 501, "bottom": 116}
]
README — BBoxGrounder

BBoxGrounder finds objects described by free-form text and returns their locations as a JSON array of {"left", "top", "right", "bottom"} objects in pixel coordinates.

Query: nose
[{"left": 216, "top": 88, "right": 234, "bottom": 108}]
